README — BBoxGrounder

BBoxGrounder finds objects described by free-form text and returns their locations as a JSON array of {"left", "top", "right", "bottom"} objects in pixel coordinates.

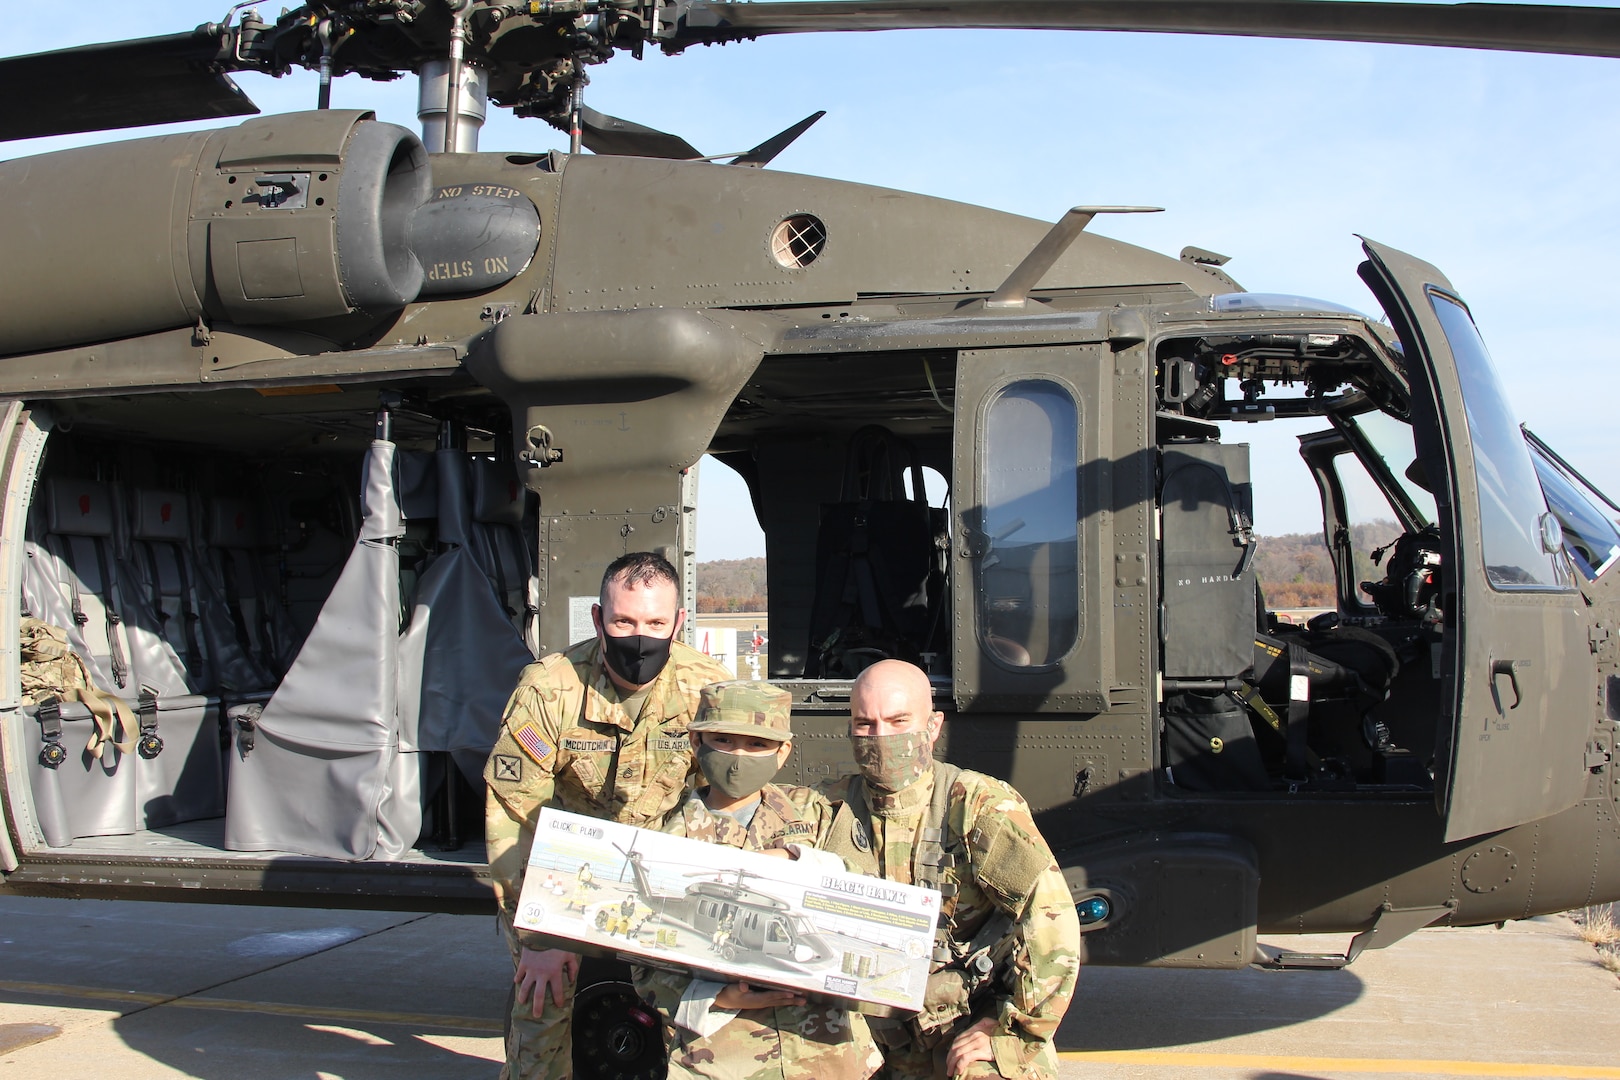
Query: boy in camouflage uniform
[
  {"left": 484, "top": 552, "right": 730, "bottom": 1080},
  {"left": 820, "top": 660, "right": 1080, "bottom": 1080},
  {"left": 634, "top": 680, "right": 883, "bottom": 1080}
]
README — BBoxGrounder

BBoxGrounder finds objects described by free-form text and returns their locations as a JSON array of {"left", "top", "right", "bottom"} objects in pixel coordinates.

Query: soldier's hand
[
  {"left": 514, "top": 947, "right": 579, "bottom": 1016},
  {"left": 715, "top": 981, "right": 806, "bottom": 1010},
  {"left": 945, "top": 1017, "right": 998, "bottom": 1078}
]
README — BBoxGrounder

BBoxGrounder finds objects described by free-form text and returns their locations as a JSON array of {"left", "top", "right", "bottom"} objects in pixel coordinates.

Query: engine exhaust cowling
[{"left": 0, "top": 111, "right": 430, "bottom": 357}]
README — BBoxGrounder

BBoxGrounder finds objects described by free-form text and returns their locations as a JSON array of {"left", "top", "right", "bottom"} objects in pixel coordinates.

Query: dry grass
[
  {"left": 1573, "top": 905, "right": 1620, "bottom": 947},
  {"left": 1570, "top": 907, "right": 1620, "bottom": 977}
]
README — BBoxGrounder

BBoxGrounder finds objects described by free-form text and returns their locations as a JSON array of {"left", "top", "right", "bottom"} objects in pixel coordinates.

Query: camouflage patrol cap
[{"left": 689, "top": 681, "right": 793, "bottom": 741}]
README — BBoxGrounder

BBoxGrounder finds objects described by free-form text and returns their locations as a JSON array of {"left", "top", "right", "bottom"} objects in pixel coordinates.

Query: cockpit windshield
[{"left": 1525, "top": 430, "right": 1620, "bottom": 580}]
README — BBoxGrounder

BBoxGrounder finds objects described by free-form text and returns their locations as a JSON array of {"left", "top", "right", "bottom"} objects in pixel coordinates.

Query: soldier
[
  {"left": 634, "top": 680, "right": 883, "bottom": 1080},
  {"left": 484, "top": 551, "right": 730, "bottom": 1080},
  {"left": 820, "top": 660, "right": 1081, "bottom": 1080}
]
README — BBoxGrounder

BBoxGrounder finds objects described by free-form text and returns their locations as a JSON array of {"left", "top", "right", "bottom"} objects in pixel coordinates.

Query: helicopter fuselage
[{"left": 0, "top": 115, "right": 1616, "bottom": 969}]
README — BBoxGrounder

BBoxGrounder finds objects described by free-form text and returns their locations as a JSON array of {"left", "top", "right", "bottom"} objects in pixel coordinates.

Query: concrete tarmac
[{"left": 0, "top": 895, "right": 1615, "bottom": 1079}]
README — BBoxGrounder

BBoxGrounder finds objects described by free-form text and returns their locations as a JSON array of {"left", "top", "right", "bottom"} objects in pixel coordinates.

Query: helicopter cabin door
[
  {"left": 951, "top": 343, "right": 1116, "bottom": 712},
  {"left": 1360, "top": 239, "right": 1593, "bottom": 842}
]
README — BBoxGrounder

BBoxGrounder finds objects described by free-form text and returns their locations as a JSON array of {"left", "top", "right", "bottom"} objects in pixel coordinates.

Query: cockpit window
[
  {"left": 1527, "top": 437, "right": 1620, "bottom": 580},
  {"left": 1427, "top": 290, "right": 1571, "bottom": 591},
  {"left": 1349, "top": 409, "right": 1436, "bottom": 528}
]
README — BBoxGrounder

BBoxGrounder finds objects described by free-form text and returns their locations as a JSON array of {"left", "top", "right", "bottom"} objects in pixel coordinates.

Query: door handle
[{"left": 1491, "top": 659, "right": 1526, "bottom": 711}]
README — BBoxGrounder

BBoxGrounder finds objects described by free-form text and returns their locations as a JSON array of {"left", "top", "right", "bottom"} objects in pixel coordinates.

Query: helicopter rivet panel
[{"left": 1459, "top": 845, "right": 1518, "bottom": 894}]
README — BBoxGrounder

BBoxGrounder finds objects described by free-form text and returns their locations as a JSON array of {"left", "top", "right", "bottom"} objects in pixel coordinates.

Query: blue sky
[{"left": 11, "top": 2, "right": 1620, "bottom": 559}]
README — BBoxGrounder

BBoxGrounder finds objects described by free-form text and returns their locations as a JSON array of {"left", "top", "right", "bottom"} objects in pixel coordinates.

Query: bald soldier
[
  {"left": 484, "top": 552, "right": 730, "bottom": 1080},
  {"left": 820, "top": 660, "right": 1081, "bottom": 1080}
]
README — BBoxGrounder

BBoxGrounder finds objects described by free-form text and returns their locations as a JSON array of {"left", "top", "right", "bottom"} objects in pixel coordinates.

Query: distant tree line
[
  {"left": 1253, "top": 521, "right": 1403, "bottom": 609},
  {"left": 696, "top": 558, "right": 766, "bottom": 613},
  {"left": 698, "top": 522, "right": 1402, "bottom": 613}
]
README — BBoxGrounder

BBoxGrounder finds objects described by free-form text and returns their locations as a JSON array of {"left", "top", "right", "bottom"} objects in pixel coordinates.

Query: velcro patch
[
  {"left": 651, "top": 737, "right": 690, "bottom": 752},
  {"left": 563, "top": 737, "right": 614, "bottom": 753},
  {"left": 493, "top": 754, "right": 522, "bottom": 782},
  {"left": 778, "top": 821, "right": 817, "bottom": 836},
  {"left": 511, "top": 722, "right": 554, "bottom": 764}
]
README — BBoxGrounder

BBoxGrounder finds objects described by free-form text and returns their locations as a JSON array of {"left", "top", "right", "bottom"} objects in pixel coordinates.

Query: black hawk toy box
[{"left": 514, "top": 807, "right": 941, "bottom": 1012}]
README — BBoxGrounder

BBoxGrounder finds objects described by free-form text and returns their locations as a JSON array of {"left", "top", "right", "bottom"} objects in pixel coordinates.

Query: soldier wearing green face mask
[
  {"left": 820, "top": 661, "right": 1081, "bottom": 1080},
  {"left": 633, "top": 680, "right": 883, "bottom": 1080}
]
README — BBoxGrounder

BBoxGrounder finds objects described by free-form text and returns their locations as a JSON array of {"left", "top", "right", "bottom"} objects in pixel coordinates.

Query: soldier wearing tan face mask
[
  {"left": 633, "top": 680, "right": 883, "bottom": 1080},
  {"left": 820, "top": 660, "right": 1081, "bottom": 1080}
]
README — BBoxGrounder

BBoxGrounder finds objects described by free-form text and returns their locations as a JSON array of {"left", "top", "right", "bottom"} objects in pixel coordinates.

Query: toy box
[{"left": 513, "top": 807, "right": 940, "bottom": 1011}]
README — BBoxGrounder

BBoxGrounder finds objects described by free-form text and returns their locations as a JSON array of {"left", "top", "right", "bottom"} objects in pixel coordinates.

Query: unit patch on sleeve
[
  {"left": 512, "top": 721, "right": 554, "bottom": 764},
  {"left": 493, "top": 754, "right": 523, "bottom": 782}
]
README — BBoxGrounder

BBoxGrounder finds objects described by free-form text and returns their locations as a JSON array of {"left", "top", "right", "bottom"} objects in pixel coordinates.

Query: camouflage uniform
[
  {"left": 819, "top": 766, "right": 1080, "bottom": 1080},
  {"left": 484, "top": 636, "right": 729, "bottom": 1080},
  {"left": 634, "top": 680, "right": 883, "bottom": 1080}
]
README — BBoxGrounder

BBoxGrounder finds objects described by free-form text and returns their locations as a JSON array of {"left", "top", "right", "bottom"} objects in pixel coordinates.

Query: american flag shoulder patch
[{"left": 512, "top": 721, "right": 554, "bottom": 764}]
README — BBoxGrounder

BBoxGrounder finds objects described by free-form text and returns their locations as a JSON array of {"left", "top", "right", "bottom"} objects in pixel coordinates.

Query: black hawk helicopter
[{"left": 1, "top": 10, "right": 1618, "bottom": 1071}]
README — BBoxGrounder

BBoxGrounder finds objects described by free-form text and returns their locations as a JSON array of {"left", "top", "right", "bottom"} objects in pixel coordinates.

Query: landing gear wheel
[{"left": 573, "top": 979, "right": 667, "bottom": 1080}]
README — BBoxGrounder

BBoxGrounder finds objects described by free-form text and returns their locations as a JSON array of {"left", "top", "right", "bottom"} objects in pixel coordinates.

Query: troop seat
[{"left": 22, "top": 479, "right": 227, "bottom": 845}]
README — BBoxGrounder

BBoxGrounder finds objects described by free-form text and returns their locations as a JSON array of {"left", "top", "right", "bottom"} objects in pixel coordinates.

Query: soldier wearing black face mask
[{"left": 484, "top": 552, "right": 729, "bottom": 1080}]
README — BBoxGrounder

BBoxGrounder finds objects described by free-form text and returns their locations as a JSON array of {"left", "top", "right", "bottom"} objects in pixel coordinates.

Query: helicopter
[
  {"left": 622, "top": 851, "right": 837, "bottom": 967},
  {"left": 0, "top": 0, "right": 1618, "bottom": 1050}
]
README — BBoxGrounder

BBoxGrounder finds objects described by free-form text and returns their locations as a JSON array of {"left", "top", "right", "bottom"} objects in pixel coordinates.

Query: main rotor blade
[
  {"left": 0, "top": 30, "right": 256, "bottom": 142},
  {"left": 578, "top": 105, "right": 703, "bottom": 159},
  {"left": 666, "top": 1, "right": 1620, "bottom": 59}
]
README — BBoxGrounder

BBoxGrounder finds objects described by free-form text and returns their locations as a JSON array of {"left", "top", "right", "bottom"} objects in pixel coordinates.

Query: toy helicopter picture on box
[{"left": 514, "top": 808, "right": 939, "bottom": 1011}]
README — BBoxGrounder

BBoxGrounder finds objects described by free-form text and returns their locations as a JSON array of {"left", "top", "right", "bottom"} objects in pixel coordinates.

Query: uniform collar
[
  {"left": 866, "top": 765, "right": 935, "bottom": 817},
  {"left": 686, "top": 782, "right": 795, "bottom": 846},
  {"left": 581, "top": 638, "right": 683, "bottom": 732}
]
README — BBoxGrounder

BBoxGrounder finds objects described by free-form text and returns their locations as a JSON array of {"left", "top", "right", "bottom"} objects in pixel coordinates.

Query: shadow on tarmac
[{"left": 1054, "top": 962, "right": 1364, "bottom": 1052}]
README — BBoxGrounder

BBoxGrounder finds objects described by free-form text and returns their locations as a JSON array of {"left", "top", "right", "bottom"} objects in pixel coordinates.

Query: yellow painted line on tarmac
[
  {"left": 1060, "top": 1050, "right": 1620, "bottom": 1078},
  {"left": 0, "top": 980, "right": 168, "bottom": 1007},
  {"left": 0, "top": 979, "right": 502, "bottom": 1035}
]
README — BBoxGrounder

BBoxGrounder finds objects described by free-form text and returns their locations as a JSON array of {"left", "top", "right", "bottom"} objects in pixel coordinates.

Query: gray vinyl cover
[
  {"left": 224, "top": 441, "right": 418, "bottom": 859},
  {"left": 1161, "top": 441, "right": 1258, "bottom": 680},
  {"left": 112, "top": 560, "right": 226, "bottom": 829},
  {"left": 20, "top": 543, "right": 224, "bottom": 842},
  {"left": 22, "top": 541, "right": 106, "bottom": 688},
  {"left": 132, "top": 489, "right": 188, "bottom": 541},
  {"left": 21, "top": 702, "right": 136, "bottom": 847},
  {"left": 397, "top": 451, "right": 531, "bottom": 784},
  {"left": 194, "top": 562, "right": 277, "bottom": 694},
  {"left": 397, "top": 450, "right": 439, "bottom": 521},
  {"left": 197, "top": 495, "right": 274, "bottom": 691},
  {"left": 202, "top": 501, "right": 304, "bottom": 678},
  {"left": 471, "top": 459, "right": 526, "bottom": 525}
]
